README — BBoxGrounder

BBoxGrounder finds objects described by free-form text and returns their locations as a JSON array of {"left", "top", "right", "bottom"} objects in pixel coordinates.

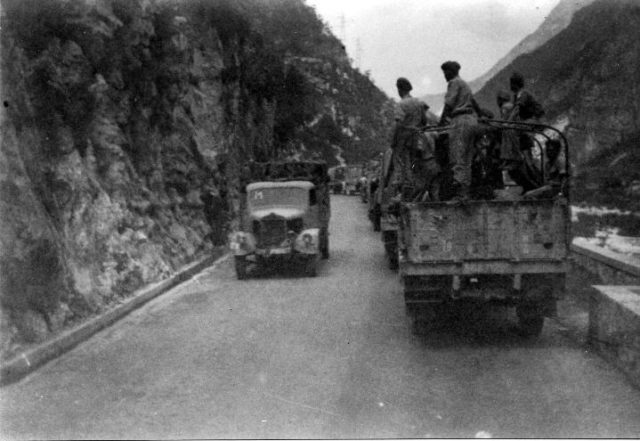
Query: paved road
[{"left": 2, "top": 195, "right": 640, "bottom": 439}]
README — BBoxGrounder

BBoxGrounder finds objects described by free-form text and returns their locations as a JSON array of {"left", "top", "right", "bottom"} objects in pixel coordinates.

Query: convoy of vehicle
[
  {"left": 228, "top": 120, "right": 570, "bottom": 338},
  {"left": 329, "top": 165, "right": 364, "bottom": 195},
  {"left": 376, "top": 148, "right": 399, "bottom": 269}
]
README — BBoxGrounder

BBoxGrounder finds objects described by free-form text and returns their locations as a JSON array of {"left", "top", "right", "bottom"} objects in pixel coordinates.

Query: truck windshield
[
  {"left": 248, "top": 187, "right": 308, "bottom": 209},
  {"left": 346, "top": 167, "right": 361, "bottom": 179}
]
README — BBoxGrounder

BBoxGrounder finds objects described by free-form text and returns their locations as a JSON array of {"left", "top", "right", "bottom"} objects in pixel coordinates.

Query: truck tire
[
  {"left": 383, "top": 230, "right": 398, "bottom": 270},
  {"left": 388, "top": 253, "right": 398, "bottom": 271},
  {"left": 373, "top": 206, "right": 381, "bottom": 232},
  {"left": 410, "top": 303, "right": 446, "bottom": 335},
  {"left": 516, "top": 303, "right": 544, "bottom": 337},
  {"left": 320, "top": 229, "right": 329, "bottom": 259},
  {"left": 303, "top": 255, "right": 318, "bottom": 277},
  {"left": 235, "top": 256, "right": 248, "bottom": 280}
]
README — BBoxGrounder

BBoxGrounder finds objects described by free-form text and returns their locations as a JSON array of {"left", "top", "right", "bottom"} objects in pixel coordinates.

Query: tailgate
[{"left": 401, "top": 199, "right": 570, "bottom": 263}]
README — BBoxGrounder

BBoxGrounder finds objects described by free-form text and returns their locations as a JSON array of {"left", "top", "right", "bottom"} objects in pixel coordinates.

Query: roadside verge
[{"left": 0, "top": 251, "right": 227, "bottom": 386}]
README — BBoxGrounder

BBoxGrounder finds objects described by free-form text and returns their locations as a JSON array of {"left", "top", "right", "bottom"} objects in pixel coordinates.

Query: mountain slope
[
  {"left": 469, "top": 0, "right": 596, "bottom": 92},
  {"left": 475, "top": 0, "right": 640, "bottom": 206},
  {"left": 421, "top": 0, "right": 594, "bottom": 114}
]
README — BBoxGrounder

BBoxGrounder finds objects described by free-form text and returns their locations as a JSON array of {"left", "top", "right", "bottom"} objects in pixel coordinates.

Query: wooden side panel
[{"left": 403, "top": 200, "right": 569, "bottom": 264}]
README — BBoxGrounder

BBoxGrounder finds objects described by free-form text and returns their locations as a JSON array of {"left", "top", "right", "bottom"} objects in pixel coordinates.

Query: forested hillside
[
  {"left": 475, "top": 0, "right": 640, "bottom": 209},
  {"left": 0, "top": 0, "right": 394, "bottom": 356}
]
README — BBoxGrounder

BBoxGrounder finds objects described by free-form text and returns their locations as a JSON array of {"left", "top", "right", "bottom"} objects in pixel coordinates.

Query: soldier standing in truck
[
  {"left": 501, "top": 71, "right": 546, "bottom": 192},
  {"left": 390, "top": 77, "right": 429, "bottom": 189},
  {"left": 439, "top": 61, "right": 478, "bottom": 201}
]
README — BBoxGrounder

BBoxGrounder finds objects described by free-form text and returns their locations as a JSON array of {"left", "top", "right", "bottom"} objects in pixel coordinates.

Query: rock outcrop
[{"left": 0, "top": 0, "right": 394, "bottom": 357}]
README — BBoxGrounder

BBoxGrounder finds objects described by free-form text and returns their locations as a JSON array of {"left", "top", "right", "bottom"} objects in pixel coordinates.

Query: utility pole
[{"left": 339, "top": 13, "right": 346, "bottom": 42}]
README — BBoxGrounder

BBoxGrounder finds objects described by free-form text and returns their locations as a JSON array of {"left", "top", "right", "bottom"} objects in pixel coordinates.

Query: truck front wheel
[
  {"left": 373, "top": 205, "right": 381, "bottom": 231},
  {"left": 321, "top": 229, "right": 329, "bottom": 259},
  {"left": 235, "top": 256, "right": 248, "bottom": 280},
  {"left": 303, "top": 255, "right": 318, "bottom": 277}
]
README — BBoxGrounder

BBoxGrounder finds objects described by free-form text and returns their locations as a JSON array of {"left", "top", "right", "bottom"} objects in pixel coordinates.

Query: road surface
[{"left": 2, "top": 195, "right": 640, "bottom": 439}]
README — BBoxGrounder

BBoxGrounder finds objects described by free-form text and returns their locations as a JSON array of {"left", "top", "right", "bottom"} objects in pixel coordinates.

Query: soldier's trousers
[{"left": 449, "top": 114, "right": 477, "bottom": 187}]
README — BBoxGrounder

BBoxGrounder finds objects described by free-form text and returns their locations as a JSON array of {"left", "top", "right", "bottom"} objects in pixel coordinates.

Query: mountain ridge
[
  {"left": 474, "top": 0, "right": 640, "bottom": 207},
  {"left": 420, "top": 0, "right": 594, "bottom": 114}
]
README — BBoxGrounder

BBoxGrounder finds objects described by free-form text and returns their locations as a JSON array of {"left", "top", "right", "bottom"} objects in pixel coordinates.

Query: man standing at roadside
[
  {"left": 439, "top": 61, "right": 477, "bottom": 201},
  {"left": 201, "top": 183, "right": 226, "bottom": 246}
]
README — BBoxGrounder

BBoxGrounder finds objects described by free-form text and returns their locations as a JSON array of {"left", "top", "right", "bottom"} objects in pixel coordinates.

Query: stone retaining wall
[
  {"left": 571, "top": 239, "right": 640, "bottom": 388},
  {"left": 589, "top": 286, "right": 640, "bottom": 388}
]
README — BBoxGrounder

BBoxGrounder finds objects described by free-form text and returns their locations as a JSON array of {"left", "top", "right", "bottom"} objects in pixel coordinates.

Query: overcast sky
[{"left": 306, "top": 0, "right": 561, "bottom": 98}]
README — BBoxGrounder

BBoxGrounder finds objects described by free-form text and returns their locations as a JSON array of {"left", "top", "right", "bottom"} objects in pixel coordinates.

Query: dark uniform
[{"left": 201, "top": 189, "right": 227, "bottom": 246}]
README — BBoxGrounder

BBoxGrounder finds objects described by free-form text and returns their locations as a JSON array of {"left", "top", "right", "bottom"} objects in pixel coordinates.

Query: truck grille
[{"left": 253, "top": 216, "right": 287, "bottom": 247}]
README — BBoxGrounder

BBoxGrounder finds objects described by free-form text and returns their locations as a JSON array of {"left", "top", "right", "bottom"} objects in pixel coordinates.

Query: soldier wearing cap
[
  {"left": 439, "top": 61, "right": 477, "bottom": 200},
  {"left": 389, "top": 77, "right": 429, "bottom": 189},
  {"left": 501, "top": 71, "right": 546, "bottom": 192}
]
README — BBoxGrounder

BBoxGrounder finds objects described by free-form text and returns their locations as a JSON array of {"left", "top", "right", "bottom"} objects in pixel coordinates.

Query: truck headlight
[{"left": 294, "top": 229, "right": 319, "bottom": 254}]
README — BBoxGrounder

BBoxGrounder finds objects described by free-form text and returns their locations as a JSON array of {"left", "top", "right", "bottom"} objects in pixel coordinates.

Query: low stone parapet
[
  {"left": 571, "top": 238, "right": 640, "bottom": 285},
  {"left": 589, "top": 286, "right": 640, "bottom": 388}
]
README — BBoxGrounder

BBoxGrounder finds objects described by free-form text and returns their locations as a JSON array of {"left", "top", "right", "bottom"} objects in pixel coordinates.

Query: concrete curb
[
  {"left": 0, "top": 250, "right": 228, "bottom": 386},
  {"left": 589, "top": 285, "right": 640, "bottom": 389}
]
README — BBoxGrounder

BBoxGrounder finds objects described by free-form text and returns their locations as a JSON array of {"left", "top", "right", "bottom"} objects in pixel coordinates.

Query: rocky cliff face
[{"left": 0, "top": 0, "right": 393, "bottom": 357}]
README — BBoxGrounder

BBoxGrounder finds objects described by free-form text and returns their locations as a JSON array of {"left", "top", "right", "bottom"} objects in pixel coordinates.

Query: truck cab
[{"left": 230, "top": 162, "right": 330, "bottom": 279}]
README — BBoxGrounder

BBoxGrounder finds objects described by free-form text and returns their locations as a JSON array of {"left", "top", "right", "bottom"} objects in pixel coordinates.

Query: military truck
[
  {"left": 398, "top": 121, "right": 571, "bottom": 337},
  {"left": 328, "top": 166, "right": 346, "bottom": 194},
  {"left": 377, "top": 148, "right": 400, "bottom": 269},
  {"left": 344, "top": 165, "right": 363, "bottom": 195},
  {"left": 361, "top": 159, "right": 381, "bottom": 204},
  {"left": 230, "top": 161, "right": 330, "bottom": 279}
]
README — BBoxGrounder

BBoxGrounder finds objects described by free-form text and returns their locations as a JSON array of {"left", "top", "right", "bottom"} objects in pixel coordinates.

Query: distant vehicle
[
  {"left": 230, "top": 161, "right": 330, "bottom": 279},
  {"left": 343, "top": 165, "right": 362, "bottom": 195},
  {"left": 329, "top": 165, "right": 363, "bottom": 195},
  {"left": 329, "top": 166, "right": 346, "bottom": 194},
  {"left": 377, "top": 148, "right": 398, "bottom": 269},
  {"left": 398, "top": 121, "right": 571, "bottom": 337},
  {"left": 359, "top": 176, "right": 369, "bottom": 203},
  {"left": 361, "top": 159, "right": 381, "bottom": 204}
]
